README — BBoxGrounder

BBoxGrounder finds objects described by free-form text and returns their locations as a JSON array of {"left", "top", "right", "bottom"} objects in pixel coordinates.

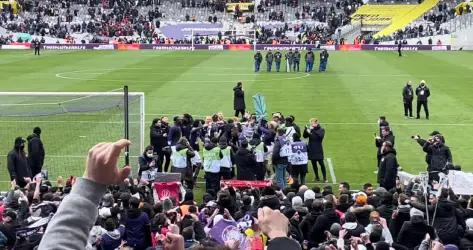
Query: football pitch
[{"left": 1, "top": 50, "right": 473, "bottom": 193}]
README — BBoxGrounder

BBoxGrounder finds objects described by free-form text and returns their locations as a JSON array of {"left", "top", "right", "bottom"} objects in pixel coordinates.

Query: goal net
[{"left": 0, "top": 91, "right": 145, "bottom": 185}]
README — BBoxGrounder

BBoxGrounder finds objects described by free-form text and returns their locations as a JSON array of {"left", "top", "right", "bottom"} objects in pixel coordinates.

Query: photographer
[
  {"left": 375, "top": 127, "right": 395, "bottom": 171},
  {"left": 138, "top": 145, "right": 158, "bottom": 183},
  {"left": 422, "top": 134, "right": 452, "bottom": 182}
]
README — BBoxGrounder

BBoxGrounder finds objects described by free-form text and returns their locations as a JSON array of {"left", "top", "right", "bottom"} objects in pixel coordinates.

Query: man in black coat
[
  {"left": 233, "top": 82, "right": 246, "bottom": 118},
  {"left": 402, "top": 81, "right": 414, "bottom": 118},
  {"left": 7, "top": 137, "right": 32, "bottom": 188},
  {"left": 234, "top": 140, "right": 257, "bottom": 180},
  {"left": 397, "top": 41, "right": 402, "bottom": 57},
  {"left": 423, "top": 134, "right": 452, "bottom": 182},
  {"left": 150, "top": 117, "right": 170, "bottom": 172},
  {"left": 310, "top": 201, "right": 340, "bottom": 247},
  {"left": 303, "top": 118, "right": 326, "bottom": 182},
  {"left": 375, "top": 127, "right": 395, "bottom": 171},
  {"left": 397, "top": 208, "right": 436, "bottom": 249},
  {"left": 377, "top": 141, "right": 398, "bottom": 191},
  {"left": 416, "top": 80, "right": 430, "bottom": 119},
  {"left": 27, "top": 127, "right": 45, "bottom": 177},
  {"left": 33, "top": 38, "right": 41, "bottom": 55},
  {"left": 411, "top": 189, "right": 462, "bottom": 246}
]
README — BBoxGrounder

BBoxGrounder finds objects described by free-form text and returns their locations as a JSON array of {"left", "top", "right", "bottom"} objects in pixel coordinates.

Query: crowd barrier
[{"left": 0, "top": 43, "right": 451, "bottom": 51}]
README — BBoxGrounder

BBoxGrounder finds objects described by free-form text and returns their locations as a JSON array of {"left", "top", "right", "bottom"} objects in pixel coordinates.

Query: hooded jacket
[
  {"left": 423, "top": 141, "right": 452, "bottom": 172},
  {"left": 234, "top": 147, "right": 257, "bottom": 180},
  {"left": 100, "top": 225, "right": 125, "bottom": 250},
  {"left": 397, "top": 215, "right": 436, "bottom": 249},
  {"left": 378, "top": 148, "right": 398, "bottom": 191},
  {"left": 125, "top": 208, "right": 151, "bottom": 249},
  {"left": 27, "top": 132, "right": 45, "bottom": 176},
  {"left": 7, "top": 137, "right": 31, "bottom": 187}
]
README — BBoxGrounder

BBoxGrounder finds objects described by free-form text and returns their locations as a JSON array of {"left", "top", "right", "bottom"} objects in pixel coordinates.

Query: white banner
[{"left": 448, "top": 171, "right": 473, "bottom": 195}]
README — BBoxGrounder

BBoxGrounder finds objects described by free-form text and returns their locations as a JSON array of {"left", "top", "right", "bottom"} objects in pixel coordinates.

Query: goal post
[{"left": 0, "top": 91, "right": 145, "bottom": 182}]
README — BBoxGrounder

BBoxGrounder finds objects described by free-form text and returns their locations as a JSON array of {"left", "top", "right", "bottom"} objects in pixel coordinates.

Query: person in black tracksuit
[
  {"left": 402, "top": 81, "right": 414, "bottom": 118},
  {"left": 416, "top": 80, "right": 430, "bottom": 119},
  {"left": 33, "top": 38, "right": 41, "bottom": 55}
]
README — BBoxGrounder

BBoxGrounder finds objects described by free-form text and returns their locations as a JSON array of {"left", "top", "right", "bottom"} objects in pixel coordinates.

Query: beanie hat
[
  {"left": 283, "top": 208, "right": 297, "bottom": 219},
  {"left": 303, "top": 190, "right": 316, "bottom": 202},
  {"left": 410, "top": 208, "right": 424, "bottom": 218},
  {"left": 292, "top": 196, "right": 303, "bottom": 208},
  {"left": 466, "top": 218, "right": 473, "bottom": 230}
]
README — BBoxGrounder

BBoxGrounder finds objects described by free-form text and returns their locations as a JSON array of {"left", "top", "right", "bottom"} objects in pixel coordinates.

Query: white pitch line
[
  {"left": 1, "top": 119, "right": 473, "bottom": 127},
  {"left": 327, "top": 158, "right": 337, "bottom": 184}
]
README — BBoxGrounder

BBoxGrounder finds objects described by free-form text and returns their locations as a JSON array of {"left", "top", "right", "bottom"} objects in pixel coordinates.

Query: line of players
[{"left": 253, "top": 48, "right": 329, "bottom": 73}]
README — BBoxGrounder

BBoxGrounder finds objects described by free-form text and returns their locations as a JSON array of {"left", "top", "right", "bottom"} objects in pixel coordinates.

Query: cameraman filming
[{"left": 413, "top": 131, "right": 452, "bottom": 182}]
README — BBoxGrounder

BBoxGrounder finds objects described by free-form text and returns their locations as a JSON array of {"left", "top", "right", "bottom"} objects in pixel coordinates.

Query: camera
[{"left": 411, "top": 135, "right": 420, "bottom": 140}]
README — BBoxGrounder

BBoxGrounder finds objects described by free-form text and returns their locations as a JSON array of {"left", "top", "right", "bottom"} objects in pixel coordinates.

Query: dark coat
[
  {"left": 416, "top": 85, "right": 430, "bottom": 101},
  {"left": 233, "top": 86, "right": 246, "bottom": 111},
  {"left": 303, "top": 125, "right": 325, "bottom": 160},
  {"left": 27, "top": 133, "right": 45, "bottom": 177},
  {"left": 412, "top": 199, "right": 462, "bottom": 245},
  {"left": 310, "top": 209, "right": 340, "bottom": 247},
  {"left": 272, "top": 136, "right": 289, "bottom": 165},
  {"left": 378, "top": 149, "right": 398, "bottom": 191},
  {"left": 288, "top": 218, "right": 304, "bottom": 245},
  {"left": 389, "top": 205, "right": 411, "bottom": 241},
  {"left": 300, "top": 210, "right": 322, "bottom": 241},
  {"left": 167, "top": 125, "right": 182, "bottom": 146},
  {"left": 7, "top": 139, "right": 31, "bottom": 187},
  {"left": 423, "top": 141, "right": 452, "bottom": 172},
  {"left": 460, "top": 230, "right": 473, "bottom": 250},
  {"left": 403, "top": 85, "right": 414, "bottom": 102},
  {"left": 349, "top": 205, "right": 374, "bottom": 227},
  {"left": 375, "top": 133, "right": 395, "bottom": 157},
  {"left": 235, "top": 147, "right": 256, "bottom": 180},
  {"left": 397, "top": 215, "right": 436, "bottom": 249},
  {"left": 150, "top": 123, "right": 169, "bottom": 152}
]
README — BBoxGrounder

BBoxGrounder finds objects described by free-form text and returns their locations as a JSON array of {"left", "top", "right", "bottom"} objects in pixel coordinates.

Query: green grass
[{"left": 1, "top": 50, "right": 473, "bottom": 196}]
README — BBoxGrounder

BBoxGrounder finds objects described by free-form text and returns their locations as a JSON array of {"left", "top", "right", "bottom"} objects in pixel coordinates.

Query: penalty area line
[{"left": 327, "top": 158, "right": 337, "bottom": 184}]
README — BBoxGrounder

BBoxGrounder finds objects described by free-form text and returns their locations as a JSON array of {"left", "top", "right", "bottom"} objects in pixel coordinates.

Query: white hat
[
  {"left": 466, "top": 218, "right": 473, "bottom": 230},
  {"left": 292, "top": 196, "right": 303, "bottom": 207},
  {"left": 410, "top": 208, "right": 424, "bottom": 217},
  {"left": 304, "top": 190, "right": 316, "bottom": 201},
  {"left": 420, "top": 80, "right": 426, "bottom": 84}
]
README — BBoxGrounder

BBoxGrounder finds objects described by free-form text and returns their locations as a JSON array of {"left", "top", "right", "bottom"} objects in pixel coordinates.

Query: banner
[
  {"left": 153, "top": 182, "right": 181, "bottom": 201},
  {"left": 1, "top": 43, "right": 451, "bottom": 51},
  {"left": 226, "top": 2, "right": 254, "bottom": 12},
  {"left": 448, "top": 171, "right": 473, "bottom": 195},
  {"left": 209, "top": 219, "right": 250, "bottom": 249},
  {"left": 221, "top": 180, "right": 272, "bottom": 188}
]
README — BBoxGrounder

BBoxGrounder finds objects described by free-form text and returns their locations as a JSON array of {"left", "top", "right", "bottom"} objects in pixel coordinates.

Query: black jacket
[
  {"left": 303, "top": 125, "right": 325, "bottom": 160},
  {"left": 389, "top": 205, "right": 411, "bottom": 241},
  {"left": 460, "top": 230, "right": 473, "bottom": 250},
  {"left": 7, "top": 139, "right": 31, "bottom": 187},
  {"left": 235, "top": 147, "right": 256, "bottom": 180},
  {"left": 423, "top": 141, "right": 452, "bottom": 172},
  {"left": 416, "top": 85, "right": 430, "bottom": 101},
  {"left": 412, "top": 199, "right": 462, "bottom": 245},
  {"left": 310, "top": 209, "right": 340, "bottom": 247},
  {"left": 267, "top": 237, "right": 301, "bottom": 250},
  {"left": 150, "top": 123, "right": 169, "bottom": 152},
  {"left": 27, "top": 133, "right": 45, "bottom": 176},
  {"left": 288, "top": 218, "right": 304, "bottom": 245},
  {"left": 300, "top": 210, "right": 321, "bottom": 241},
  {"left": 402, "top": 85, "right": 414, "bottom": 102},
  {"left": 375, "top": 132, "right": 395, "bottom": 157},
  {"left": 378, "top": 149, "right": 398, "bottom": 191},
  {"left": 233, "top": 86, "right": 246, "bottom": 111},
  {"left": 397, "top": 215, "right": 436, "bottom": 249}
]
